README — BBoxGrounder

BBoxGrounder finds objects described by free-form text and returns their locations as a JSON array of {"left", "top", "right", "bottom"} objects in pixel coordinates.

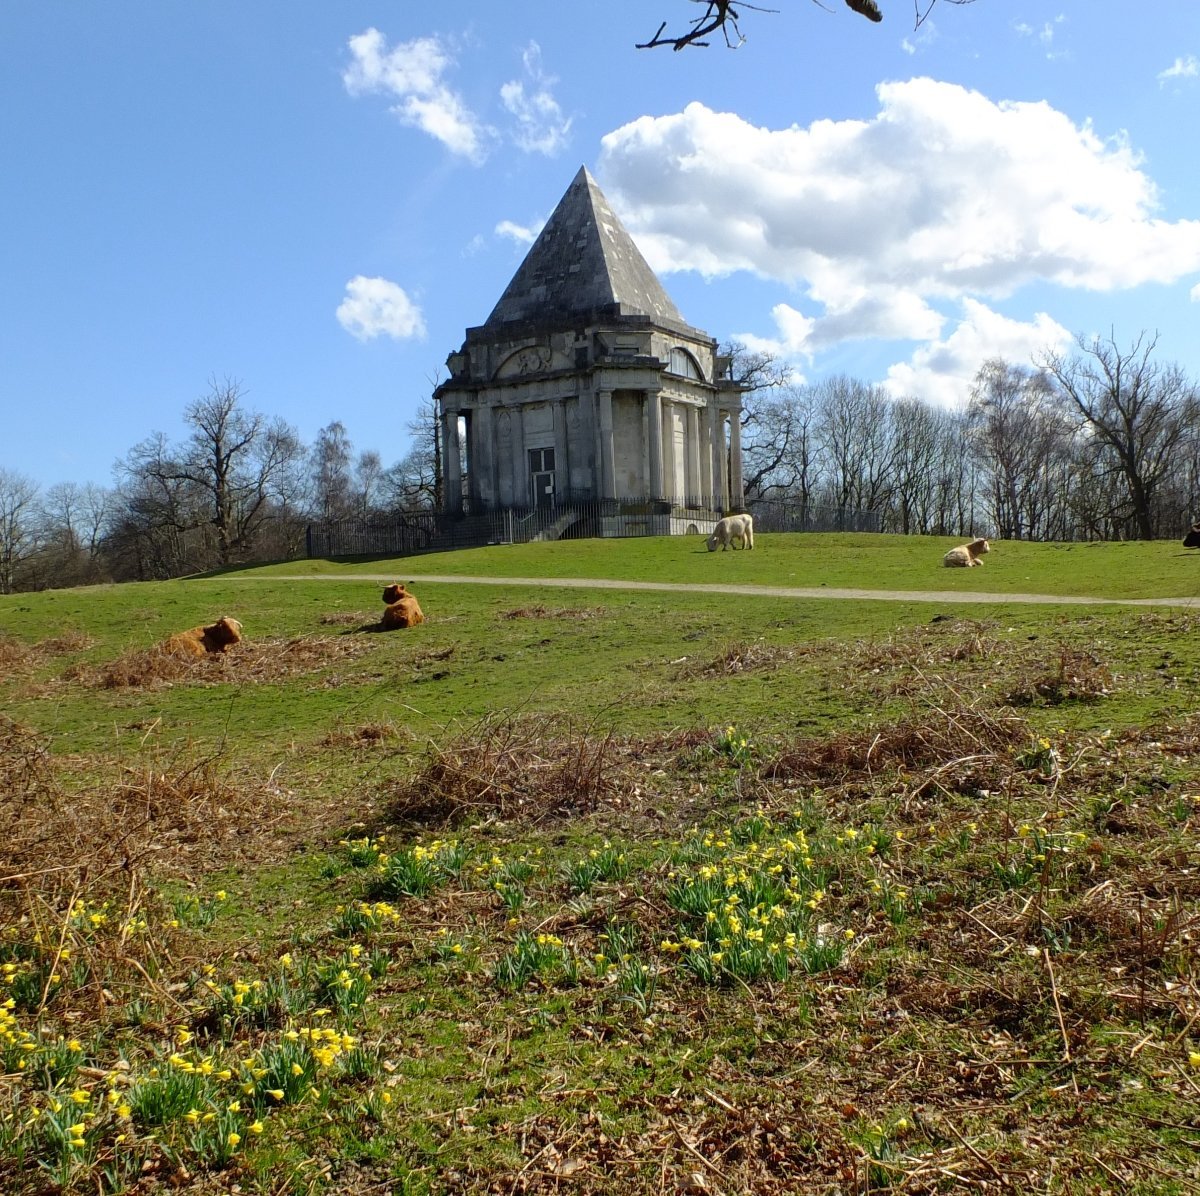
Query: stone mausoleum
[{"left": 434, "top": 167, "right": 745, "bottom": 536}]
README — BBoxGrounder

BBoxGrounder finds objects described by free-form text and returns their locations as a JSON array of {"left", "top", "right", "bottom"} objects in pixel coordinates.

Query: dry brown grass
[
  {"left": 318, "top": 610, "right": 374, "bottom": 626},
  {"left": 65, "top": 634, "right": 381, "bottom": 690},
  {"left": 0, "top": 629, "right": 95, "bottom": 677},
  {"left": 0, "top": 725, "right": 291, "bottom": 897},
  {"left": 763, "top": 696, "right": 1026, "bottom": 785},
  {"left": 850, "top": 619, "right": 1000, "bottom": 671},
  {"left": 383, "top": 713, "right": 643, "bottom": 827}
]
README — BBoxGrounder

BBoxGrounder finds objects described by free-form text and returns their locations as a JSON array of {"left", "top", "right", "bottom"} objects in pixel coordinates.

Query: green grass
[
  {"left": 2, "top": 534, "right": 1199, "bottom": 1194},
  {"left": 237, "top": 531, "right": 1200, "bottom": 600}
]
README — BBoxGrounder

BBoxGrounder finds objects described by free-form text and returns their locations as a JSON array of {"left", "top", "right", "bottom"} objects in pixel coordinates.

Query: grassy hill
[{"left": 2, "top": 535, "right": 1199, "bottom": 1193}]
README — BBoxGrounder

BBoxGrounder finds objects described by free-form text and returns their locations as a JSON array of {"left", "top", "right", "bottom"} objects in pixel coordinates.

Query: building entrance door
[{"left": 529, "top": 447, "right": 556, "bottom": 507}]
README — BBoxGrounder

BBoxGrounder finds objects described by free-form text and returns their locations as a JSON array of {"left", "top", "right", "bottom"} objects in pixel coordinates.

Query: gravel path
[{"left": 229, "top": 572, "right": 1200, "bottom": 608}]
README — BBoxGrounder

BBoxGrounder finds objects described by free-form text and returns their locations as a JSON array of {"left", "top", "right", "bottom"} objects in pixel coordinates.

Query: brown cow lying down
[
  {"left": 381, "top": 583, "right": 425, "bottom": 630},
  {"left": 164, "top": 616, "right": 244, "bottom": 657},
  {"left": 707, "top": 512, "right": 754, "bottom": 552},
  {"left": 943, "top": 538, "right": 990, "bottom": 567}
]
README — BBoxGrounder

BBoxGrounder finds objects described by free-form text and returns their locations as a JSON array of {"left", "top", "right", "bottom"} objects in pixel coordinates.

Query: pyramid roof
[{"left": 484, "top": 166, "right": 687, "bottom": 330}]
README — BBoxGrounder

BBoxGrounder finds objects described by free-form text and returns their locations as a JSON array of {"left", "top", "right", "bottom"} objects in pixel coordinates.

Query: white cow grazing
[{"left": 707, "top": 513, "right": 755, "bottom": 552}]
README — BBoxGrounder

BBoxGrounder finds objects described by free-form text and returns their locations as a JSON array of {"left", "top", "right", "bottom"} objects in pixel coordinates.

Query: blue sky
[{"left": 3, "top": 1, "right": 1198, "bottom": 490}]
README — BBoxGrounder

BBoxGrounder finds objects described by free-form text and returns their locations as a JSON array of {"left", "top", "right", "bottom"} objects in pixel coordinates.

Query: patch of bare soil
[
  {"left": 498, "top": 603, "right": 606, "bottom": 620},
  {"left": 320, "top": 720, "right": 404, "bottom": 750},
  {"left": 1005, "top": 646, "right": 1114, "bottom": 705},
  {"left": 678, "top": 639, "right": 798, "bottom": 677}
]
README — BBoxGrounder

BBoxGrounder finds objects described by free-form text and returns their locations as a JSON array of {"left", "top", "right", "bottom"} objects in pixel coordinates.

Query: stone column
[
  {"left": 442, "top": 405, "right": 462, "bottom": 513},
  {"left": 658, "top": 398, "right": 673, "bottom": 501},
  {"left": 509, "top": 403, "right": 527, "bottom": 508},
  {"left": 552, "top": 398, "right": 568, "bottom": 501},
  {"left": 597, "top": 390, "right": 615, "bottom": 499},
  {"left": 686, "top": 405, "right": 701, "bottom": 506},
  {"left": 708, "top": 401, "right": 726, "bottom": 509},
  {"left": 647, "top": 389, "right": 663, "bottom": 499},
  {"left": 729, "top": 406, "right": 744, "bottom": 507},
  {"left": 477, "top": 404, "right": 497, "bottom": 508}
]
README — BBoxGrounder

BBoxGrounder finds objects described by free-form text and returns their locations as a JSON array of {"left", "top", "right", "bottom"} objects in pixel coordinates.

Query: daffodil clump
[
  {"left": 370, "top": 837, "right": 468, "bottom": 899},
  {"left": 168, "top": 889, "right": 228, "bottom": 929},
  {"left": 663, "top": 810, "right": 869, "bottom": 984},
  {"left": 473, "top": 849, "right": 543, "bottom": 912},
  {"left": 563, "top": 841, "right": 631, "bottom": 894},
  {"left": 338, "top": 833, "right": 389, "bottom": 869},
  {"left": 332, "top": 898, "right": 402, "bottom": 938},
  {"left": 992, "top": 822, "right": 1093, "bottom": 890},
  {"left": 432, "top": 926, "right": 471, "bottom": 963},
  {"left": 492, "top": 931, "right": 578, "bottom": 990},
  {"left": 0, "top": 881, "right": 396, "bottom": 1190},
  {"left": 714, "top": 724, "right": 755, "bottom": 767}
]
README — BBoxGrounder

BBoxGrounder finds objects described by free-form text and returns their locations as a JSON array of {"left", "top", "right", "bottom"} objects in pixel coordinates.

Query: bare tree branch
[{"left": 641, "top": 0, "right": 978, "bottom": 48}]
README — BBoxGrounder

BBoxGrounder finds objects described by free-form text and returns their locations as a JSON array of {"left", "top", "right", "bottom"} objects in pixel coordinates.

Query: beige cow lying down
[
  {"left": 163, "top": 616, "right": 244, "bottom": 657},
  {"left": 707, "top": 513, "right": 754, "bottom": 552},
  {"left": 943, "top": 538, "right": 990, "bottom": 567},
  {"left": 381, "top": 583, "right": 425, "bottom": 629}
]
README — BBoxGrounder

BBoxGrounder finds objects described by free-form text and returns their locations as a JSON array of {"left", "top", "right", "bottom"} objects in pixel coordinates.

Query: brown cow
[
  {"left": 381, "top": 583, "right": 425, "bottom": 630},
  {"left": 164, "top": 616, "right": 244, "bottom": 657}
]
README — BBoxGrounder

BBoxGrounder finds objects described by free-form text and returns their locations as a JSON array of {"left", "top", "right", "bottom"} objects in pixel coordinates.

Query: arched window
[{"left": 668, "top": 347, "right": 703, "bottom": 381}]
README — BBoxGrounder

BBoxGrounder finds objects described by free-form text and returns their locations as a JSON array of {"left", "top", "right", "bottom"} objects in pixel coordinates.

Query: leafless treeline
[
  {"left": 739, "top": 331, "right": 1200, "bottom": 545},
  {"left": 1, "top": 331, "right": 1197, "bottom": 593},
  {"left": 0, "top": 380, "right": 441, "bottom": 593}
]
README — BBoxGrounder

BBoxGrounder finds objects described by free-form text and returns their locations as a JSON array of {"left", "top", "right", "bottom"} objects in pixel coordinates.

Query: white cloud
[
  {"left": 884, "top": 300, "right": 1071, "bottom": 406},
  {"left": 500, "top": 42, "right": 572, "bottom": 155},
  {"left": 1015, "top": 15, "right": 1067, "bottom": 57},
  {"left": 336, "top": 276, "right": 426, "bottom": 342},
  {"left": 495, "top": 219, "right": 542, "bottom": 246},
  {"left": 598, "top": 82, "right": 1200, "bottom": 306},
  {"left": 596, "top": 81, "right": 1200, "bottom": 406},
  {"left": 1159, "top": 54, "right": 1199, "bottom": 85},
  {"left": 344, "top": 28, "right": 488, "bottom": 162},
  {"left": 900, "top": 17, "right": 936, "bottom": 56}
]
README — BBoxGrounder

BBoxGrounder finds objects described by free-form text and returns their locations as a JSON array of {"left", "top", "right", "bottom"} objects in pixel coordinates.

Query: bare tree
[
  {"left": 382, "top": 398, "right": 443, "bottom": 513},
  {"left": 1040, "top": 332, "right": 1197, "bottom": 540},
  {"left": 37, "top": 481, "right": 114, "bottom": 586},
  {"left": 967, "top": 359, "right": 1071, "bottom": 541},
  {"left": 813, "top": 376, "right": 898, "bottom": 516},
  {"left": 354, "top": 450, "right": 385, "bottom": 518},
  {"left": 639, "top": 0, "right": 976, "bottom": 50},
  {"left": 180, "top": 379, "right": 303, "bottom": 563},
  {"left": 742, "top": 384, "right": 820, "bottom": 504},
  {"left": 887, "top": 398, "right": 959, "bottom": 535},
  {"left": 724, "top": 341, "right": 800, "bottom": 501},
  {"left": 111, "top": 432, "right": 209, "bottom": 577},
  {"left": 112, "top": 380, "right": 303, "bottom": 571},
  {"left": 310, "top": 421, "right": 355, "bottom": 523},
  {"left": 0, "top": 468, "right": 41, "bottom": 593}
]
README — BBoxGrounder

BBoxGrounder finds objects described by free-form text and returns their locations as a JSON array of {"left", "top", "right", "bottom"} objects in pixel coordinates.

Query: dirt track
[{"left": 236, "top": 573, "right": 1200, "bottom": 608}]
